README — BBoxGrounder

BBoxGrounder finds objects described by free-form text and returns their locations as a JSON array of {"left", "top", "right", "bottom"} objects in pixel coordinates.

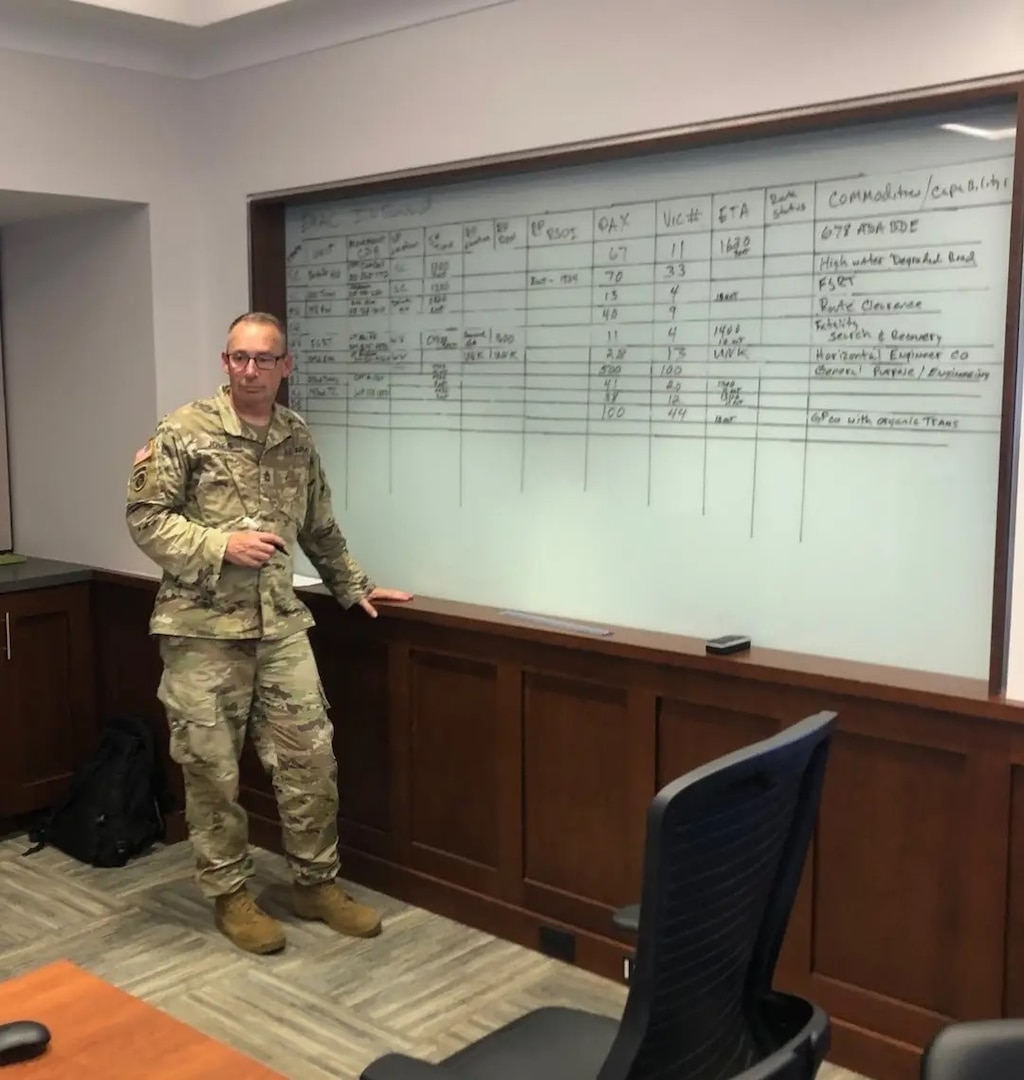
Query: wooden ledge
[{"left": 91, "top": 568, "right": 1024, "bottom": 724}]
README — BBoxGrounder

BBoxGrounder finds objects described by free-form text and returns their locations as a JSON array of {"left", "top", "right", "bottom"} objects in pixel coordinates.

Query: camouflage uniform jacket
[{"left": 125, "top": 384, "right": 374, "bottom": 639}]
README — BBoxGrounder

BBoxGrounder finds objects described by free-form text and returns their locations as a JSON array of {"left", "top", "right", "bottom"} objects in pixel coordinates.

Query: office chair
[
  {"left": 921, "top": 1019, "right": 1024, "bottom": 1080},
  {"left": 361, "top": 709, "right": 836, "bottom": 1080}
]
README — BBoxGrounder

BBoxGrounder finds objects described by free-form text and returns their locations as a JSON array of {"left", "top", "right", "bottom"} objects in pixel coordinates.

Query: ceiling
[{"left": 0, "top": 0, "right": 513, "bottom": 77}]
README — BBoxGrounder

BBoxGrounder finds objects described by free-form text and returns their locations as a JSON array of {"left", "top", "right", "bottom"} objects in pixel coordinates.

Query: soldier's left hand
[{"left": 358, "top": 587, "right": 414, "bottom": 618}]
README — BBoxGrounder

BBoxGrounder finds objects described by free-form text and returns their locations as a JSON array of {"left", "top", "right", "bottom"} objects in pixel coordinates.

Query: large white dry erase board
[{"left": 281, "top": 103, "right": 1018, "bottom": 679}]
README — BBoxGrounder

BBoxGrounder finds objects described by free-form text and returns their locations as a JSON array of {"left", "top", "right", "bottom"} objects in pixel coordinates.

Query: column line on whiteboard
[
  {"left": 388, "top": 237, "right": 394, "bottom": 499},
  {"left": 799, "top": 180, "right": 820, "bottom": 543},
  {"left": 920, "top": 174, "right": 934, "bottom": 212},
  {"left": 646, "top": 208, "right": 657, "bottom": 507},
  {"left": 701, "top": 220, "right": 711, "bottom": 516},
  {"left": 750, "top": 373, "right": 762, "bottom": 539},
  {"left": 584, "top": 341, "right": 593, "bottom": 492},
  {"left": 344, "top": 377, "right": 350, "bottom": 512},
  {"left": 459, "top": 245, "right": 465, "bottom": 507},
  {"left": 584, "top": 209, "right": 596, "bottom": 492},
  {"left": 459, "top": 360, "right": 464, "bottom": 507},
  {"left": 750, "top": 187, "right": 769, "bottom": 539},
  {"left": 520, "top": 224, "right": 529, "bottom": 493}
]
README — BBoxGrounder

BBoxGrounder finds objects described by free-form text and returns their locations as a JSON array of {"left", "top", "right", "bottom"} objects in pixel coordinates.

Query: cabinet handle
[{"left": 3, "top": 612, "right": 9, "bottom": 661}]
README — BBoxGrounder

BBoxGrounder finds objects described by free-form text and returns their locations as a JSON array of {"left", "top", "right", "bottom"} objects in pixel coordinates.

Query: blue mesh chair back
[{"left": 596, "top": 710, "right": 835, "bottom": 1080}]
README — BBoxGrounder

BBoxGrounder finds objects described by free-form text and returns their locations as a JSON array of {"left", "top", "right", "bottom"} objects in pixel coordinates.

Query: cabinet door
[{"left": 0, "top": 584, "right": 97, "bottom": 816}]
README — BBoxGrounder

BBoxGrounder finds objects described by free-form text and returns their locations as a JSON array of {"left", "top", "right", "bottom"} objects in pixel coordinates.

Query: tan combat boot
[
  {"left": 214, "top": 886, "right": 287, "bottom": 954},
  {"left": 292, "top": 882, "right": 382, "bottom": 938}
]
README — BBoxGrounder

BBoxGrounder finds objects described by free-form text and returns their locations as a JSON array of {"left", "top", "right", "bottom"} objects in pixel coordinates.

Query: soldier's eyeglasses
[{"left": 224, "top": 351, "right": 285, "bottom": 370}]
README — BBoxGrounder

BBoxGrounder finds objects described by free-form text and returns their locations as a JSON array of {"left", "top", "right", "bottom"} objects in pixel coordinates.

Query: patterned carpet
[{"left": 0, "top": 832, "right": 865, "bottom": 1079}]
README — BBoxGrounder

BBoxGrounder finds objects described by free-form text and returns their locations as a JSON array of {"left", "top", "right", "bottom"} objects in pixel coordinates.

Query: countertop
[
  {"left": 0, "top": 555, "right": 97, "bottom": 595},
  {"left": 0, "top": 555, "right": 326, "bottom": 597}
]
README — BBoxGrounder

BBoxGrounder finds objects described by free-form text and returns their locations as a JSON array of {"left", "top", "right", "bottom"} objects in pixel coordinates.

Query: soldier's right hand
[{"left": 224, "top": 531, "right": 288, "bottom": 568}]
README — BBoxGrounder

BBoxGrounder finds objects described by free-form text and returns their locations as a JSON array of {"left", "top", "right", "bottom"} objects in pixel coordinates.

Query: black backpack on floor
[{"left": 25, "top": 714, "right": 175, "bottom": 868}]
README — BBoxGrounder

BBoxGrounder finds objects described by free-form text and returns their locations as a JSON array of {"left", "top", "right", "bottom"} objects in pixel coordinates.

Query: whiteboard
[{"left": 282, "top": 104, "right": 1017, "bottom": 678}]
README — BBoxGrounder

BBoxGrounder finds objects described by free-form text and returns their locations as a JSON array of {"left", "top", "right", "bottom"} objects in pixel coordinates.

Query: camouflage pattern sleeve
[
  {"left": 125, "top": 424, "right": 229, "bottom": 585},
  {"left": 298, "top": 444, "right": 375, "bottom": 608}
]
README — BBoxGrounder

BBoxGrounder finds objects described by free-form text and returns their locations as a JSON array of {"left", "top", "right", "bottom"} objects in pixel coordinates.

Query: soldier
[{"left": 125, "top": 311, "right": 411, "bottom": 955}]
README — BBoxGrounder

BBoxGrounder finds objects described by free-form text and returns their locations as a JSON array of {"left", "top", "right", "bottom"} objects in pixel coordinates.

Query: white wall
[
  {"left": 197, "top": 0, "right": 1024, "bottom": 354},
  {"left": 4, "top": 0, "right": 1024, "bottom": 682},
  {"left": 1, "top": 204, "right": 158, "bottom": 572},
  {"left": 0, "top": 45, "right": 207, "bottom": 573},
  {"left": 0, "top": 46, "right": 205, "bottom": 420}
]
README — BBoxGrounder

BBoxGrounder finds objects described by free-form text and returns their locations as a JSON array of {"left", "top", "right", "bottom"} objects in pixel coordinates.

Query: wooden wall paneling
[
  {"left": 522, "top": 673, "right": 655, "bottom": 937},
  {"left": 1006, "top": 764, "right": 1024, "bottom": 1015},
  {"left": 397, "top": 614, "right": 639, "bottom": 698},
  {"left": 655, "top": 665, "right": 838, "bottom": 728},
  {"left": 92, "top": 581, "right": 162, "bottom": 724},
  {"left": 808, "top": 729, "right": 971, "bottom": 1061},
  {"left": 826, "top": 1026, "right": 920, "bottom": 1080},
  {"left": 809, "top": 727, "right": 1016, "bottom": 1080},
  {"left": 312, "top": 613, "right": 393, "bottom": 856},
  {"left": 807, "top": 702, "right": 1013, "bottom": 1047},
  {"left": 655, "top": 695, "right": 780, "bottom": 784},
  {"left": 333, "top": 638, "right": 392, "bottom": 844},
  {"left": 387, "top": 638, "right": 413, "bottom": 864},
  {"left": 653, "top": 666, "right": 1017, "bottom": 1076},
  {"left": 87, "top": 571, "right": 1024, "bottom": 1080},
  {"left": 953, "top": 741, "right": 1012, "bottom": 1020},
  {"left": 90, "top": 578, "right": 186, "bottom": 842},
  {"left": 495, "top": 661, "right": 525, "bottom": 905},
  {"left": 406, "top": 648, "right": 502, "bottom": 895}
]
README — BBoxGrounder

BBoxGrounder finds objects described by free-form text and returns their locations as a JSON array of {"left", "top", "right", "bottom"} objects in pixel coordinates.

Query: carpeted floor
[{"left": 0, "top": 832, "right": 866, "bottom": 1079}]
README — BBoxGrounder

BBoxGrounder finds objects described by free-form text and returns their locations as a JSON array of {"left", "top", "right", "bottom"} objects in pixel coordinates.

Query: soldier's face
[{"left": 222, "top": 323, "right": 293, "bottom": 411}]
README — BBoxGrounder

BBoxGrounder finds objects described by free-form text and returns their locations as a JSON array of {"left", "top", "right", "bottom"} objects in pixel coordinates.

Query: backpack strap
[{"left": 108, "top": 714, "right": 176, "bottom": 814}]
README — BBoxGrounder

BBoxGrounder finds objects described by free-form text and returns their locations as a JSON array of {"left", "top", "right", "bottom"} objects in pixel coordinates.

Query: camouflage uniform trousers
[{"left": 156, "top": 630, "right": 339, "bottom": 899}]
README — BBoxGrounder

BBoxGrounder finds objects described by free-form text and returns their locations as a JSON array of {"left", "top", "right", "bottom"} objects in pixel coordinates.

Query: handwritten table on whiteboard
[{"left": 280, "top": 110, "right": 1016, "bottom": 679}]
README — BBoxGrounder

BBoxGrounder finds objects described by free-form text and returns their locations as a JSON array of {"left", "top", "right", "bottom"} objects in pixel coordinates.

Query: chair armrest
[
  {"left": 612, "top": 903, "right": 639, "bottom": 933},
  {"left": 361, "top": 1053, "right": 461, "bottom": 1080},
  {"left": 923, "top": 1018, "right": 1024, "bottom": 1080}
]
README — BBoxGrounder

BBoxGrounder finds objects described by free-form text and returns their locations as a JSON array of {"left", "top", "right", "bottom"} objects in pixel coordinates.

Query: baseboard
[{"left": 829, "top": 1018, "right": 921, "bottom": 1080}]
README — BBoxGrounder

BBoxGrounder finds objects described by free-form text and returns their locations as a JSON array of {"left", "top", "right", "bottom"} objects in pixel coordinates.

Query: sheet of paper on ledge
[{"left": 293, "top": 573, "right": 321, "bottom": 588}]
